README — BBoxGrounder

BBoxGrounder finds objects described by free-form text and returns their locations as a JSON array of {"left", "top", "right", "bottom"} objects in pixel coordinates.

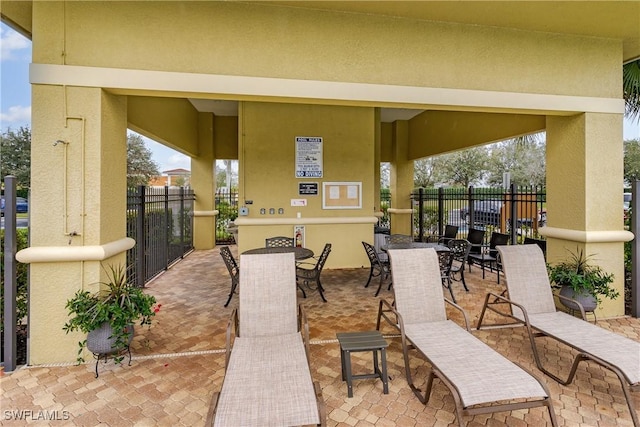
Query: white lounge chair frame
[
  {"left": 207, "top": 252, "right": 326, "bottom": 426},
  {"left": 478, "top": 244, "right": 640, "bottom": 427},
  {"left": 377, "top": 248, "right": 557, "bottom": 427}
]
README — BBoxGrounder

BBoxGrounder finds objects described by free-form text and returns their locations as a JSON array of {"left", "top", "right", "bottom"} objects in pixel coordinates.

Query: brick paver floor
[{"left": 2, "top": 246, "right": 639, "bottom": 426}]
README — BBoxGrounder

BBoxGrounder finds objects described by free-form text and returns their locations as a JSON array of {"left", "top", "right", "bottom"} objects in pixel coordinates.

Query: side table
[{"left": 336, "top": 330, "right": 389, "bottom": 398}]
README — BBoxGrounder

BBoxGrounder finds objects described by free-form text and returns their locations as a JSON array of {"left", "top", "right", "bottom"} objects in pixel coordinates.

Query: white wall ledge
[
  {"left": 539, "top": 227, "right": 634, "bottom": 243},
  {"left": 193, "top": 210, "right": 219, "bottom": 217},
  {"left": 387, "top": 208, "right": 413, "bottom": 214},
  {"left": 234, "top": 216, "right": 378, "bottom": 226},
  {"left": 16, "top": 237, "right": 136, "bottom": 264}
]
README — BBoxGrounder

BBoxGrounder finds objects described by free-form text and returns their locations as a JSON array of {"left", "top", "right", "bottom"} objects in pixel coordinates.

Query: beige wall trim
[
  {"left": 539, "top": 227, "right": 634, "bottom": 243},
  {"left": 374, "top": 211, "right": 384, "bottom": 218},
  {"left": 30, "top": 64, "right": 623, "bottom": 115},
  {"left": 193, "top": 210, "right": 219, "bottom": 217},
  {"left": 16, "top": 238, "right": 135, "bottom": 264},
  {"left": 234, "top": 216, "right": 378, "bottom": 226},
  {"left": 388, "top": 208, "right": 413, "bottom": 214}
]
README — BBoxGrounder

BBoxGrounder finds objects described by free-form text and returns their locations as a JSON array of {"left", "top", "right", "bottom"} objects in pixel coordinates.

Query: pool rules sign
[{"left": 295, "top": 137, "right": 323, "bottom": 178}]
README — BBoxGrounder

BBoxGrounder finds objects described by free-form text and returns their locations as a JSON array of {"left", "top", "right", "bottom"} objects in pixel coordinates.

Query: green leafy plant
[
  {"left": 547, "top": 247, "right": 618, "bottom": 305},
  {"left": 63, "top": 265, "right": 160, "bottom": 363}
]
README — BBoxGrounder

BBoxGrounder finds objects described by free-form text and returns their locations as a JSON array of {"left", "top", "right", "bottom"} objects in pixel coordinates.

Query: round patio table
[
  {"left": 381, "top": 242, "right": 449, "bottom": 252},
  {"left": 242, "top": 246, "right": 314, "bottom": 261}
]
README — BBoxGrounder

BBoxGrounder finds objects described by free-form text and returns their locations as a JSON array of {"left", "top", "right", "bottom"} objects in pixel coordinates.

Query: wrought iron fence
[
  {"left": 126, "top": 186, "right": 195, "bottom": 286},
  {"left": 410, "top": 184, "right": 546, "bottom": 244},
  {"left": 215, "top": 190, "right": 239, "bottom": 245}
]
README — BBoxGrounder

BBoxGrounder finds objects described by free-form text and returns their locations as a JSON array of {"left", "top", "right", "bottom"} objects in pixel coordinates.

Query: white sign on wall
[{"left": 295, "top": 136, "right": 323, "bottom": 178}]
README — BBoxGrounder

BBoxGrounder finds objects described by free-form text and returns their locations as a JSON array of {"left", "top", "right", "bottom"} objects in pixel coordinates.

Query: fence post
[
  {"left": 468, "top": 186, "right": 475, "bottom": 227},
  {"left": 164, "top": 186, "right": 170, "bottom": 269},
  {"left": 632, "top": 181, "right": 639, "bottom": 318},
  {"left": 179, "top": 187, "right": 185, "bottom": 258},
  {"left": 510, "top": 183, "right": 517, "bottom": 244},
  {"left": 136, "top": 185, "right": 146, "bottom": 287},
  {"left": 3, "top": 176, "right": 18, "bottom": 371},
  {"left": 417, "top": 188, "right": 424, "bottom": 241},
  {"left": 438, "top": 187, "right": 444, "bottom": 238}
]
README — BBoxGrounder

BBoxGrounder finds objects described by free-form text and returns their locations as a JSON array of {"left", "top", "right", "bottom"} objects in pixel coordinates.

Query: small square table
[{"left": 336, "top": 330, "right": 389, "bottom": 398}]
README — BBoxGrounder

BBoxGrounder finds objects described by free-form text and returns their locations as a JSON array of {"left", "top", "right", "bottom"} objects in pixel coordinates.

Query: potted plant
[
  {"left": 547, "top": 247, "right": 618, "bottom": 312},
  {"left": 63, "top": 265, "right": 160, "bottom": 366}
]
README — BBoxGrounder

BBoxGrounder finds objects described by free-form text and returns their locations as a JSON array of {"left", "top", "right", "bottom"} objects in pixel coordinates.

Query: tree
[
  {"left": 414, "top": 158, "right": 440, "bottom": 188},
  {"left": 432, "top": 147, "right": 489, "bottom": 187},
  {"left": 486, "top": 133, "right": 546, "bottom": 187},
  {"left": 0, "top": 126, "right": 31, "bottom": 188},
  {"left": 624, "top": 138, "right": 640, "bottom": 184},
  {"left": 624, "top": 59, "right": 640, "bottom": 123},
  {"left": 127, "top": 133, "right": 160, "bottom": 187}
]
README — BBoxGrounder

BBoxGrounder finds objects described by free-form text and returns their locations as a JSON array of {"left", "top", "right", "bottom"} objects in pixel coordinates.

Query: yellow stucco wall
[
  {"left": 33, "top": 1, "right": 620, "bottom": 99},
  {"left": 214, "top": 116, "right": 239, "bottom": 160},
  {"left": 237, "top": 101, "right": 375, "bottom": 268}
]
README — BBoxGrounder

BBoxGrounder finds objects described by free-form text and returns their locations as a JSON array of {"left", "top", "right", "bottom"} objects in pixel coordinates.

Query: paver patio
[{"left": 2, "top": 246, "right": 639, "bottom": 426}]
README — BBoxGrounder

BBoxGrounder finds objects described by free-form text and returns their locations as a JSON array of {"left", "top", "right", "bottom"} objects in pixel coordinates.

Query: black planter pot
[
  {"left": 559, "top": 285, "right": 597, "bottom": 312},
  {"left": 87, "top": 322, "right": 134, "bottom": 354}
]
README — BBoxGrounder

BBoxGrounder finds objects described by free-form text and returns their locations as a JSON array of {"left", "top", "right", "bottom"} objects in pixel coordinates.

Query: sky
[{"left": 2, "top": 22, "right": 640, "bottom": 172}]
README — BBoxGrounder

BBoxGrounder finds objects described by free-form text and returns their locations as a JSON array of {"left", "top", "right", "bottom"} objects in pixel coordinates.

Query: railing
[
  {"left": 215, "top": 190, "right": 239, "bottom": 245},
  {"left": 126, "top": 186, "right": 195, "bottom": 286},
  {"left": 410, "top": 184, "right": 546, "bottom": 244}
]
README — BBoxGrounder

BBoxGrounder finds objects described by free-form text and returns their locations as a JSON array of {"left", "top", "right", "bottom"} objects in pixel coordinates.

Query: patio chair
[
  {"left": 219, "top": 246, "right": 239, "bottom": 307},
  {"left": 385, "top": 234, "right": 413, "bottom": 245},
  {"left": 207, "top": 252, "right": 326, "bottom": 426},
  {"left": 447, "top": 239, "right": 471, "bottom": 292},
  {"left": 436, "top": 249, "right": 456, "bottom": 302},
  {"left": 524, "top": 237, "right": 547, "bottom": 258},
  {"left": 478, "top": 244, "right": 640, "bottom": 426},
  {"left": 437, "top": 224, "right": 459, "bottom": 245},
  {"left": 468, "top": 231, "right": 509, "bottom": 283},
  {"left": 465, "top": 227, "right": 485, "bottom": 270},
  {"left": 362, "top": 241, "right": 392, "bottom": 297},
  {"left": 296, "top": 243, "right": 331, "bottom": 302},
  {"left": 376, "top": 248, "right": 557, "bottom": 427},
  {"left": 265, "top": 236, "right": 295, "bottom": 247}
]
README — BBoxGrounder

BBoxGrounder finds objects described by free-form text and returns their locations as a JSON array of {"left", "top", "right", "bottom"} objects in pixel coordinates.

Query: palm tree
[{"left": 623, "top": 59, "right": 640, "bottom": 122}]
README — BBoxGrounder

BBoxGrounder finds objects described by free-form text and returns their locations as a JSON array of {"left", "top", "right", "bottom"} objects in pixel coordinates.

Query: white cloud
[
  {"left": 1, "top": 26, "right": 30, "bottom": 61},
  {"left": 165, "top": 152, "right": 190, "bottom": 171},
  {"left": 0, "top": 105, "right": 31, "bottom": 127}
]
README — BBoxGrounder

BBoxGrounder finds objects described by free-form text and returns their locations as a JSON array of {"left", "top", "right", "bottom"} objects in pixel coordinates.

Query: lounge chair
[
  {"left": 376, "top": 248, "right": 557, "bottom": 427},
  {"left": 478, "top": 244, "right": 640, "bottom": 426},
  {"left": 207, "top": 252, "right": 326, "bottom": 426}
]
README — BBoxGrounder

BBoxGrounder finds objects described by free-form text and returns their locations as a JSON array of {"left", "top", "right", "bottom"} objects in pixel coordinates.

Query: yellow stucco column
[
  {"left": 19, "top": 85, "right": 129, "bottom": 364},
  {"left": 543, "top": 113, "right": 633, "bottom": 318},
  {"left": 192, "top": 112, "right": 217, "bottom": 249},
  {"left": 389, "top": 120, "right": 414, "bottom": 235}
]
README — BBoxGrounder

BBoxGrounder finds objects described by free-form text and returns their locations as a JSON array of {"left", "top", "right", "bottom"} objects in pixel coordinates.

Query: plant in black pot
[
  {"left": 63, "top": 265, "right": 160, "bottom": 376},
  {"left": 547, "top": 247, "right": 618, "bottom": 313}
]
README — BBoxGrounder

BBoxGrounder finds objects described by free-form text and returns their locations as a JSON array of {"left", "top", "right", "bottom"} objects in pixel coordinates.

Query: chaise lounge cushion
[{"left": 214, "top": 333, "right": 320, "bottom": 427}]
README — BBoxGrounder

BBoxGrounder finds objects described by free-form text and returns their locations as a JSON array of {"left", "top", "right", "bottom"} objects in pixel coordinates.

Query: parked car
[
  {"left": 460, "top": 200, "right": 503, "bottom": 227},
  {"left": 624, "top": 192, "right": 631, "bottom": 220},
  {"left": 0, "top": 197, "right": 29, "bottom": 216}
]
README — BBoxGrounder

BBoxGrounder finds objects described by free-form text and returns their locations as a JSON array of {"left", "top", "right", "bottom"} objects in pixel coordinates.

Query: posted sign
[{"left": 295, "top": 137, "right": 323, "bottom": 178}]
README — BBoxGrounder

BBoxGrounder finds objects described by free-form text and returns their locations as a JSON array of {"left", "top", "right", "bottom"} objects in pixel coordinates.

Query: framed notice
[
  {"left": 295, "top": 137, "right": 323, "bottom": 178},
  {"left": 322, "top": 182, "right": 362, "bottom": 209}
]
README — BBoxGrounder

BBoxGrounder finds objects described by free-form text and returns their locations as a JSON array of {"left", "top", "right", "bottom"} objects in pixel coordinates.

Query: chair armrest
[
  {"left": 225, "top": 308, "right": 238, "bottom": 368},
  {"left": 556, "top": 293, "right": 588, "bottom": 320},
  {"left": 298, "top": 303, "right": 312, "bottom": 364},
  {"left": 480, "top": 291, "right": 534, "bottom": 327},
  {"left": 444, "top": 298, "right": 471, "bottom": 331}
]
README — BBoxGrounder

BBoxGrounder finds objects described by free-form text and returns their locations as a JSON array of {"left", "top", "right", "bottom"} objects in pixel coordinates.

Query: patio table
[
  {"left": 242, "top": 246, "right": 314, "bottom": 261},
  {"left": 381, "top": 242, "right": 449, "bottom": 252},
  {"left": 337, "top": 330, "right": 389, "bottom": 398}
]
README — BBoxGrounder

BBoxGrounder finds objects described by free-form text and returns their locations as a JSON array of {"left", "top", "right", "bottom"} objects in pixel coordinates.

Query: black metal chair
[
  {"left": 447, "top": 239, "right": 471, "bottom": 292},
  {"left": 296, "top": 243, "right": 331, "bottom": 302},
  {"left": 524, "top": 237, "right": 547, "bottom": 258},
  {"left": 468, "top": 231, "right": 510, "bottom": 283},
  {"left": 436, "top": 249, "right": 456, "bottom": 302},
  {"left": 265, "top": 236, "right": 295, "bottom": 247},
  {"left": 362, "top": 241, "right": 392, "bottom": 297},
  {"left": 385, "top": 234, "right": 413, "bottom": 245},
  {"left": 466, "top": 227, "right": 486, "bottom": 272},
  {"left": 220, "top": 246, "right": 239, "bottom": 307},
  {"left": 437, "top": 224, "right": 459, "bottom": 245}
]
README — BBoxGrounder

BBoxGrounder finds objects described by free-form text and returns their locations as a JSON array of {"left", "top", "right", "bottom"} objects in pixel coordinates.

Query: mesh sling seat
[
  {"left": 478, "top": 245, "right": 640, "bottom": 426},
  {"left": 207, "top": 252, "right": 326, "bottom": 426},
  {"left": 376, "top": 248, "right": 557, "bottom": 427}
]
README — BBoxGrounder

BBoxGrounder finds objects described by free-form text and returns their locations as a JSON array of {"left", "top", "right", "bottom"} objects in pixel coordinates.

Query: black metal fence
[
  {"left": 215, "top": 190, "right": 238, "bottom": 245},
  {"left": 409, "top": 184, "right": 546, "bottom": 244},
  {"left": 126, "top": 186, "right": 195, "bottom": 286}
]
